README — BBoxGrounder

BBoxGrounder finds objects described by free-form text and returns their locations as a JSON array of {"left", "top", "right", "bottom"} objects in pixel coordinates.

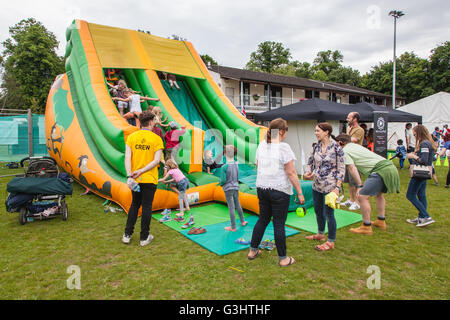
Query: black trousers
[
  {"left": 250, "top": 188, "right": 290, "bottom": 259},
  {"left": 124, "top": 183, "right": 157, "bottom": 240}
]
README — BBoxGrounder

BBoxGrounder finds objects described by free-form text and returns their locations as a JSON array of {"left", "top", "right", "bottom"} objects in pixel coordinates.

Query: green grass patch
[{"left": 0, "top": 159, "right": 448, "bottom": 299}]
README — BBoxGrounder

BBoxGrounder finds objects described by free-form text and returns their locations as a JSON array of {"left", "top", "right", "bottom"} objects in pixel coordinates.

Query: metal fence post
[{"left": 27, "top": 108, "right": 33, "bottom": 157}]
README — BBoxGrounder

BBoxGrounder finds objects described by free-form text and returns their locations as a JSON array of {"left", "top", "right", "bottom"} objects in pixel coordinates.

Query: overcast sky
[{"left": 1, "top": 0, "right": 449, "bottom": 74}]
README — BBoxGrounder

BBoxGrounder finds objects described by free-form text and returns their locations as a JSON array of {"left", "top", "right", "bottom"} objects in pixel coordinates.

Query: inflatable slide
[{"left": 45, "top": 20, "right": 310, "bottom": 214}]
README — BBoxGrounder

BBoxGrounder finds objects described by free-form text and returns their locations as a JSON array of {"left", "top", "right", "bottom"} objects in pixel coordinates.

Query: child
[
  {"left": 108, "top": 79, "right": 128, "bottom": 116},
  {"left": 152, "top": 107, "right": 169, "bottom": 129},
  {"left": 164, "top": 122, "right": 186, "bottom": 160},
  {"left": 158, "top": 159, "right": 194, "bottom": 228},
  {"left": 219, "top": 145, "right": 247, "bottom": 231},
  {"left": 112, "top": 89, "right": 160, "bottom": 126},
  {"left": 167, "top": 73, "right": 181, "bottom": 90},
  {"left": 389, "top": 139, "right": 407, "bottom": 169},
  {"left": 202, "top": 149, "right": 224, "bottom": 174}
]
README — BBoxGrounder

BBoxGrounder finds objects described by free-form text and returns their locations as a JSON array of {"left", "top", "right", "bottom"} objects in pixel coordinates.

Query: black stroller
[{"left": 5, "top": 156, "right": 73, "bottom": 225}]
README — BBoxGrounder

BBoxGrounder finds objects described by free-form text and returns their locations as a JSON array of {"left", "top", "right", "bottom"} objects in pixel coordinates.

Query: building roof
[{"left": 208, "top": 65, "right": 395, "bottom": 99}]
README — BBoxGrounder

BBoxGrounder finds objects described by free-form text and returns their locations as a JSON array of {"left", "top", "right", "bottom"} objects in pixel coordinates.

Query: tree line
[
  {"left": 244, "top": 41, "right": 449, "bottom": 104},
  {"left": 1, "top": 19, "right": 448, "bottom": 114}
]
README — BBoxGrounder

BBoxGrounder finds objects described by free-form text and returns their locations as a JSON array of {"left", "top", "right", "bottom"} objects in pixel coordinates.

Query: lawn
[{"left": 0, "top": 160, "right": 448, "bottom": 300}]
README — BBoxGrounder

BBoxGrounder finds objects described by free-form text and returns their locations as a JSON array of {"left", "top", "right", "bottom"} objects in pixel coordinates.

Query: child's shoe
[
  {"left": 159, "top": 215, "right": 171, "bottom": 223},
  {"left": 173, "top": 215, "right": 185, "bottom": 222},
  {"left": 181, "top": 216, "right": 194, "bottom": 229},
  {"left": 161, "top": 208, "right": 171, "bottom": 215}
]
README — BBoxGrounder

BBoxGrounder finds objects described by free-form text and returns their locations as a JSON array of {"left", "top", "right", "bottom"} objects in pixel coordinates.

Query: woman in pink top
[{"left": 159, "top": 159, "right": 193, "bottom": 229}]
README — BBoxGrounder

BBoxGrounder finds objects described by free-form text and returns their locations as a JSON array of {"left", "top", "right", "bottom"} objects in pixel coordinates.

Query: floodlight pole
[{"left": 389, "top": 10, "right": 404, "bottom": 109}]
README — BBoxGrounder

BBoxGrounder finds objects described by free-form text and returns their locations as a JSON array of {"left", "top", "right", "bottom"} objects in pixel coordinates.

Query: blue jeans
[
  {"left": 224, "top": 189, "right": 245, "bottom": 229},
  {"left": 406, "top": 178, "right": 430, "bottom": 219},
  {"left": 399, "top": 158, "right": 405, "bottom": 169},
  {"left": 312, "top": 190, "right": 337, "bottom": 242},
  {"left": 250, "top": 188, "right": 290, "bottom": 259}
]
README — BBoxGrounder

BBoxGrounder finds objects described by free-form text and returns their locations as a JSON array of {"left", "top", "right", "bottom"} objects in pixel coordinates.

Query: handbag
[{"left": 410, "top": 165, "right": 432, "bottom": 179}]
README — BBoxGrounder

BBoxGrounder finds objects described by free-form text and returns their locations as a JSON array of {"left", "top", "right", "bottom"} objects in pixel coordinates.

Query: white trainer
[
  {"left": 348, "top": 202, "right": 360, "bottom": 210},
  {"left": 140, "top": 234, "right": 154, "bottom": 246},
  {"left": 342, "top": 199, "right": 353, "bottom": 207},
  {"left": 416, "top": 217, "right": 435, "bottom": 227},
  {"left": 122, "top": 234, "right": 131, "bottom": 244}
]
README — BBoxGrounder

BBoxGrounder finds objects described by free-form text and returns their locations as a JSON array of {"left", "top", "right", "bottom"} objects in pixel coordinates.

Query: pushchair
[{"left": 5, "top": 156, "right": 73, "bottom": 225}]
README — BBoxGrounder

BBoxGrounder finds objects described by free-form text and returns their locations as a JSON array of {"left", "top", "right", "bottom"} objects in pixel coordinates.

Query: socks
[
  {"left": 363, "top": 221, "right": 371, "bottom": 226},
  {"left": 377, "top": 216, "right": 386, "bottom": 221}
]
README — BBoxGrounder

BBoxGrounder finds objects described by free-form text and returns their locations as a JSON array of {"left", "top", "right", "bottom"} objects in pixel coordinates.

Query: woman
[
  {"left": 304, "top": 123, "right": 345, "bottom": 251},
  {"left": 247, "top": 118, "right": 305, "bottom": 267},
  {"left": 405, "top": 125, "right": 436, "bottom": 227}
]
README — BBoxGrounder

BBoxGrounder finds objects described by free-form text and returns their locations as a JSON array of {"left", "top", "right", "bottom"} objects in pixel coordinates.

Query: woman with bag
[{"left": 405, "top": 125, "right": 436, "bottom": 227}]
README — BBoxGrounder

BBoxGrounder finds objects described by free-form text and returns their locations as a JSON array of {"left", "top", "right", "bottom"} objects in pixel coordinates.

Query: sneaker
[
  {"left": 416, "top": 217, "right": 435, "bottom": 227},
  {"left": 122, "top": 234, "right": 131, "bottom": 244},
  {"left": 348, "top": 202, "right": 360, "bottom": 210},
  {"left": 406, "top": 217, "right": 419, "bottom": 225},
  {"left": 161, "top": 209, "right": 171, "bottom": 215},
  {"left": 140, "top": 234, "right": 154, "bottom": 246},
  {"left": 159, "top": 215, "right": 171, "bottom": 223},
  {"left": 181, "top": 217, "right": 194, "bottom": 229},
  {"left": 342, "top": 199, "right": 353, "bottom": 207}
]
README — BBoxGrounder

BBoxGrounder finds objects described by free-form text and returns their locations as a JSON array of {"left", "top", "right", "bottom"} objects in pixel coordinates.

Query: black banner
[{"left": 373, "top": 111, "right": 388, "bottom": 158}]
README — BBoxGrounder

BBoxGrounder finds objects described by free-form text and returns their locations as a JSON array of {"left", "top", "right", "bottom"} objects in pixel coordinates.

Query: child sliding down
[
  {"left": 219, "top": 145, "right": 247, "bottom": 231},
  {"left": 159, "top": 159, "right": 194, "bottom": 229}
]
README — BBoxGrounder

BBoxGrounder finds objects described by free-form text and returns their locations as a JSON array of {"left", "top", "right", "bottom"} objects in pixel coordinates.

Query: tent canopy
[{"left": 254, "top": 98, "right": 422, "bottom": 123}]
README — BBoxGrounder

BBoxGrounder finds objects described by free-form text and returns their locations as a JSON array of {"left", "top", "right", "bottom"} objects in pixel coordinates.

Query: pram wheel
[
  {"left": 61, "top": 202, "right": 68, "bottom": 221},
  {"left": 19, "top": 207, "right": 27, "bottom": 225}
]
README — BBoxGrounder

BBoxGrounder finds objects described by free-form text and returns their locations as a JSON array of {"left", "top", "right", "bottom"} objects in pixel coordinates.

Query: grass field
[{"left": 0, "top": 160, "right": 448, "bottom": 300}]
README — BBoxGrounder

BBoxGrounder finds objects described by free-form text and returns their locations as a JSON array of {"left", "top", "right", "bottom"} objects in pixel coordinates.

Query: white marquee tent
[{"left": 388, "top": 92, "right": 450, "bottom": 150}]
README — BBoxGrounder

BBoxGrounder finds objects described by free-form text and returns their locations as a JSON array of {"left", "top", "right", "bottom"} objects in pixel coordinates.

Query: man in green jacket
[{"left": 335, "top": 134, "right": 400, "bottom": 235}]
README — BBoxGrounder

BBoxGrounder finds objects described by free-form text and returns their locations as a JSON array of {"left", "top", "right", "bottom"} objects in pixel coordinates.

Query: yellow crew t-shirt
[{"left": 126, "top": 129, "right": 164, "bottom": 184}]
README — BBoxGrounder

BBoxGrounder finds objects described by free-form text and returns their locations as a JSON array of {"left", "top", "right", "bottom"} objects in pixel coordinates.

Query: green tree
[
  {"left": 312, "top": 50, "right": 344, "bottom": 75},
  {"left": 1, "top": 18, "right": 65, "bottom": 113},
  {"left": 246, "top": 41, "right": 292, "bottom": 73},
  {"left": 361, "top": 52, "right": 433, "bottom": 103},
  {"left": 429, "top": 41, "right": 450, "bottom": 93},
  {"left": 200, "top": 54, "right": 218, "bottom": 67},
  {"left": 328, "top": 66, "right": 361, "bottom": 87},
  {"left": 294, "top": 62, "right": 314, "bottom": 79}
]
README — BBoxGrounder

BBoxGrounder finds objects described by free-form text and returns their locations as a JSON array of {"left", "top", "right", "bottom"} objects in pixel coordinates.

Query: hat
[{"left": 169, "top": 121, "right": 178, "bottom": 129}]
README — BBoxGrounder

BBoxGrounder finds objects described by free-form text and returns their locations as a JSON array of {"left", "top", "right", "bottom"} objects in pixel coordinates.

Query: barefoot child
[
  {"left": 219, "top": 145, "right": 247, "bottom": 231},
  {"left": 158, "top": 159, "right": 194, "bottom": 228}
]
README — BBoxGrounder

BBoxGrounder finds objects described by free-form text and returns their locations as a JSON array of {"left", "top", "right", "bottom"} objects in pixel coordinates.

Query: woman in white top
[{"left": 248, "top": 118, "right": 305, "bottom": 267}]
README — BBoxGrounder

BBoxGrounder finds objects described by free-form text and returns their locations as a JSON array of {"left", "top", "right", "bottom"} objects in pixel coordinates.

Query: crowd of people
[{"left": 109, "top": 72, "right": 445, "bottom": 268}]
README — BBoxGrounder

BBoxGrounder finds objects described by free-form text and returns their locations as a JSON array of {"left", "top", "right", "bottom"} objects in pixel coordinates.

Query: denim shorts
[
  {"left": 359, "top": 173, "right": 387, "bottom": 196},
  {"left": 177, "top": 178, "right": 190, "bottom": 192}
]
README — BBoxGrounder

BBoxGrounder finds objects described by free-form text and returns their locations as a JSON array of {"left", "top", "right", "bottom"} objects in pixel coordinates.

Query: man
[
  {"left": 405, "top": 123, "right": 415, "bottom": 165},
  {"left": 342, "top": 112, "right": 365, "bottom": 210},
  {"left": 122, "top": 111, "right": 164, "bottom": 246},
  {"left": 335, "top": 134, "right": 400, "bottom": 235}
]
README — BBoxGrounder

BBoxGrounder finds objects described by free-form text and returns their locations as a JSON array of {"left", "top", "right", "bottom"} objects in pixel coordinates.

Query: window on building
[
  {"left": 305, "top": 90, "right": 313, "bottom": 99},
  {"left": 349, "top": 95, "right": 361, "bottom": 104},
  {"left": 314, "top": 91, "right": 320, "bottom": 98},
  {"left": 226, "top": 87, "right": 235, "bottom": 104},
  {"left": 242, "top": 82, "right": 250, "bottom": 105}
]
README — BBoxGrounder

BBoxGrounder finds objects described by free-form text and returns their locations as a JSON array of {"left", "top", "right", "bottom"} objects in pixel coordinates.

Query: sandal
[
  {"left": 305, "top": 234, "right": 326, "bottom": 241},
  {"left": 193, "top": 227, "right": 206, "bottom": 234},
  {"left": 247, "top": 249, "right": 262, "bottom": 260},
  {"left": 188, "top": 227, "right": 198, "bottom": 235},
  {"left": 315, "top": 241, "right": 335, "bottom": 251},
  {"left": 279, "top": 257, "right": 295, "bottom": 267}
]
